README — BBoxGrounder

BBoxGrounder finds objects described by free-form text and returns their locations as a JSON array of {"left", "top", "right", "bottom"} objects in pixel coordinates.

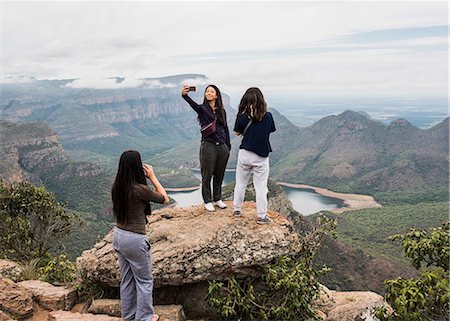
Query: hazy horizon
[{"left": 2, "top": 1, "right": 448, "bottom": 102}]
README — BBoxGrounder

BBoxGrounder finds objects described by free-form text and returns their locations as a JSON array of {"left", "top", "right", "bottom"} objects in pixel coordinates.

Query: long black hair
[
  {"left": 202, "top": 84, "right": 227, "bottom": 125},
  {"left": 111, "top": 150, "right": 149, "bottom": 224},
  {"left": 237, "top": 87, "right": 267, "bottom": 122}
]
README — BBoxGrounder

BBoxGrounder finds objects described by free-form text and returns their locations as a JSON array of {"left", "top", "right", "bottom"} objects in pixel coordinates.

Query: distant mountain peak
[
  {"left": 311, "top": 109, "right": 375, "bottom": 133},
  {"left": 339, "top": 110, "right": 369, "bottom": 120},
  {"left": 388, "top": 118, "right": 414, "bottom": 129}
]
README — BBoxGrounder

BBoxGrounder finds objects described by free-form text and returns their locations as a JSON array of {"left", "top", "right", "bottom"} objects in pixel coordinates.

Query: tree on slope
[
  {"left": 0, "top": 181, "right": 79, "bottom": 263},
  {"left": 376, "top": 221, "right": 449, "bottom": 321}
]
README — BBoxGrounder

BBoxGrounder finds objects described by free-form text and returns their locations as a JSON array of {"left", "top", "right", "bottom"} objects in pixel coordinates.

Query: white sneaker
[
  {"left": 214, "top": 200, "right": 227, "bottom": 209},
  {"left": 204, "top": 202, "right": 215, "bottom": 212}
]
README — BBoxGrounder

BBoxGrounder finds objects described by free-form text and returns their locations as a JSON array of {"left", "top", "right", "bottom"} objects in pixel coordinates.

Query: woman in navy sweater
[
  {"left": 181, "top": 84, "right": 231, "bottom": 212},
  {"left": 232, "top": 87, "right": 276, "bottom": 224}
]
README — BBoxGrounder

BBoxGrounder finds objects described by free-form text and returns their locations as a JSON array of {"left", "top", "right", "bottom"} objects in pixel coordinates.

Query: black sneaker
[
  {"left": 257, "top": 216, "right": 273, "bottom": 225},
  {"left": 233, "top": 210, "right": 241, "bottom": 217}
]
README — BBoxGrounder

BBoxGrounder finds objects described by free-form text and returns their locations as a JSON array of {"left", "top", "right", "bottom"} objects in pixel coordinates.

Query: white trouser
[{"left": 233, "top": 149, "right": 270, "bottom": 218}]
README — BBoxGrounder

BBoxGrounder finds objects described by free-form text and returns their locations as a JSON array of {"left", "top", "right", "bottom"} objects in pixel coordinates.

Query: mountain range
[
  {"left": 1, "top": 75, "right": 448, "bottom": 292},
  {"left": 1, "top": 74, "right": 229, "bottom": 168},
  {"left": 151, "top": 109, "right": 448, "bottom": 200},
  {"left": 1, "top": 75, "right": 448, "bottom": 202}
]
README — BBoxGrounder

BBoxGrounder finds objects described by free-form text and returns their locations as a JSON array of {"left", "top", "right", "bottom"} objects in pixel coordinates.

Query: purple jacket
[{"left": 182, "top": 94, "right": 231, "bottom": 148}]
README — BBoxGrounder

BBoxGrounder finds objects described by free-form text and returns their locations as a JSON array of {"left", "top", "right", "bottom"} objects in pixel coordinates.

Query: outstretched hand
[
  {"left": 143, "top": 163, "right": 155, "bottom": 179},
  {"left": 181, "top": 85, "right": 190, "bottom": 96}
]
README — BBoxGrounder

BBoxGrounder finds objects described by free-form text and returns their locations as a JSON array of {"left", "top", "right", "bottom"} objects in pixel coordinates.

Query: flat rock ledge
[
  {"left": 88, "top": 300, "right": 185, "bottom": 321},
  {"left": 77, "top": 201, "right": 300, "bottom": 287},
  {"left": 49, "top": 311, "right": 122, "bottom": 321},
  {"left": 17, "top": 280, "right": 77, "bottom": 311}
]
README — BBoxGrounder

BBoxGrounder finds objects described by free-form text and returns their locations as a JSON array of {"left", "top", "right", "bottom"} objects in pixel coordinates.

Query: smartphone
[{"left": 188, "top": 86, "right": 197, "bottom": 92}]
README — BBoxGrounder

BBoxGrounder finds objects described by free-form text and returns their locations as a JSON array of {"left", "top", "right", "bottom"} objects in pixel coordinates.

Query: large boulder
[
  {"left": 87, "top": 299, "right": 121, "bottom": 317},
  {"left": 17, "top": 280, "right": 77, "bottom": 311},
  {"left": 324, "top": 289, "right": 390, "bottom": 321},
  {"left": 87, "top": 300, "right": 186, "bottom": 321},
  {"left": 77, "top": 201, "right": 300, "bottom": 287},
  {"left": 0, "top": 278, "right": 33, "bottom": 318}
]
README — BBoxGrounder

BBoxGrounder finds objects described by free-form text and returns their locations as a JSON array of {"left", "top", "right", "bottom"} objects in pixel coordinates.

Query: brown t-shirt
[{"left": 116, "top": 183, "right": 165, "bottom": 235}]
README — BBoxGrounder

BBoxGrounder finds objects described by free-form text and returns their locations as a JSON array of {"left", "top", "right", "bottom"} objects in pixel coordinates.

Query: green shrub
[
  {"left": 39, "top": 253, "right": 77, "bottom": 285},
  {"left": 375, "top": 221, "right": 450, "bottom": 321},
  {"left": 0, "top": 181, "right": 79, "bottom": 262}
]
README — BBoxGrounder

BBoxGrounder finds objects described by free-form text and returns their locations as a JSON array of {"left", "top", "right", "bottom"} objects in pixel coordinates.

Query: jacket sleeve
[
  {"left": 234, "top": 114, "right": 242, "bottom": 134},
  {"left": 182, "top": 94, "right": 202, "bottom": 115},
  {"left": 270, "top": 112, "right": 276, "bottom": 132},
  {"left": 224, "top": 110, "right": 232, "bottom": 149}
]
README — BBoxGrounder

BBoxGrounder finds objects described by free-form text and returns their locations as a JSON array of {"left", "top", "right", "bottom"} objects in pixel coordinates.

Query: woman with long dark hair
[
  {"left": 181, "top": 84, "right": 231, "bottom": 212},
  {"left": 232, "top": 87, "right": 276, "bottom": 224},
  {"left": 111, "top": 150, "right": 169, "bottom": 321}
]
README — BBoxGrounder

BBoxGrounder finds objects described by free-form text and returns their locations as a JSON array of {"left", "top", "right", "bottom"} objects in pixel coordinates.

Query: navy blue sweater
[
  {"left": 234, "top": 111, "right": 276, "bottom": 157},
  {"left": 182, "top": 94, "right": 231, "bottom": 148}
]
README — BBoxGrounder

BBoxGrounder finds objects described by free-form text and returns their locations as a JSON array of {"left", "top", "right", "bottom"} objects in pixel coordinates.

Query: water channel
[{"left": 167, "top": 171, "right": 344, "bottom": 215}]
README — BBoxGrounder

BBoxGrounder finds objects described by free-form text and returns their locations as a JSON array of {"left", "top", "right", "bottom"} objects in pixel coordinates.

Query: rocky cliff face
[
  {"left": 0, "top": 254, "right": 391, "bottom": 321},
  {"left": 75, "top": 201, "right": 392, "bottom": 320},
  {"left": 77, "top": 201, "right": 299, "bottom": 288},
  {"left": 0, "top": 120, "right": 111, "bottom": 215},
  {"left": 0, "top": 120, "right": 103, "bottom": 185}
]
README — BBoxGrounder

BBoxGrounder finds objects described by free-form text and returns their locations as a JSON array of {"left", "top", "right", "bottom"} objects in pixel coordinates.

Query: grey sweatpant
[
  {"left": 113, "top": 227, "right": 155, "bottom": 321},
  {"left": 233, "top": 149, "right": 270, "bottom": 218}
]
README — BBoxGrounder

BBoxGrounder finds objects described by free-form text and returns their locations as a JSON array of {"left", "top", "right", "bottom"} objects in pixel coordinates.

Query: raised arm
[
  {"left": 143, "top": 164, "right": 169, "bottom": 204},
  {"left": 181, "top": 85, "right": 202, "bottom": 114}
]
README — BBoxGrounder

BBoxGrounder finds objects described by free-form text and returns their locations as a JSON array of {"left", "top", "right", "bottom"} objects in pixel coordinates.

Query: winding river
[{"left": 167, "top": 171, "right": 345, "bottom": 216}]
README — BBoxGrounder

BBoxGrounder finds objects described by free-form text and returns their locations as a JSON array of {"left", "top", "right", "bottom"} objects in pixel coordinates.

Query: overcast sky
[{"left": 1, "top": 1, "right": 448, "bottom": 100}]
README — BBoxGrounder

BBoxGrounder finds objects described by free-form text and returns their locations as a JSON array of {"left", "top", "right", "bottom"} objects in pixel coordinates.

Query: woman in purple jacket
[{"left": 181, "top": 84, "right": 231, "bottom": 212}]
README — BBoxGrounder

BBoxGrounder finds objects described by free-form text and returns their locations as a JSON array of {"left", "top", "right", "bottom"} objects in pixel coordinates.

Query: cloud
[
  {"left": 1, "top": 1, "right": 448, "bottom": 100},
  {"left": 66, "top": 77, "right": 145, "bottom": 89},
  {"left": 107, "top": 37, "right": 149, "bottom": 49},
  {"left": 337, "top": 25, "right": 448, "bottom": 44},
  {"left": 144, "top": 79, "right": 177, "bottom": 89},
  {"left": 0, "top": 75, "right": 37, "bottom": 84},
  {"left": 181, "top": 77, "right": 209, "bottom": 86}
]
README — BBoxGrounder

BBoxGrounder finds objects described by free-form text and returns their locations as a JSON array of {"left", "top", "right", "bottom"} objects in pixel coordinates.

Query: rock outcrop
[
  {"left": 0, "top": 310, "right": 13, "bottom": 321},
  {"left": 17, "top": 280, "right": 77, "bottom": 311},
  {"left": 0, "top": 120, "right": 104, "bottom": 186},
  {"left": 325, "top": 290, "right": 388, "bottom": 321},
  {"left": 0, "top": 278, "right": 33, "bottom": 318},
  {"left": 0, "top": 260, "right": 22, "bottom": 282},
  {"left": 316, "top": 285, "right": 391, "bottom": 321},
  {"left": 87, "top": 300, "right": 186, "bottom": 321},
  {"left": 77, "top": 201, "right": 300, "bottom": 287},
  {"left": 87, "top": 299, "right": 121, "bottom": 317}
]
